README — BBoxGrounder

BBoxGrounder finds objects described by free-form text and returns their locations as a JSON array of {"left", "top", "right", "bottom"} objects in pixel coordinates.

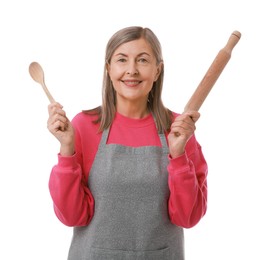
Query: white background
[{"left": 1, "top": 0, "right": 261, "bottom": 259}]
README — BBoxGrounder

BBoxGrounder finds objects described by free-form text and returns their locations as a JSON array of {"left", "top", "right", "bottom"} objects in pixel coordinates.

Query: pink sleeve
[
  {"left": 167, "top": 138, "right": 208, "bottom": 228},
  {"left": 48, "top": 154, "right": 94, "bottom": 227}
]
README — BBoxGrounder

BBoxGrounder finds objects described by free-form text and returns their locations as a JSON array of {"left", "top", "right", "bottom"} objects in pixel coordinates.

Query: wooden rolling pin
[{"left": 183, "top": 30, "right": 241, "bottom": 112}]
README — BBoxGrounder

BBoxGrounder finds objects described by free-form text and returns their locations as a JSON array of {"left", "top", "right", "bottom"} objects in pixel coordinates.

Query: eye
[
  {"left": 138, "top": 58, "right": 149, "bottom": 63},
  {"left": 117, "top": 58, "right": 127, "bottom": 63}
]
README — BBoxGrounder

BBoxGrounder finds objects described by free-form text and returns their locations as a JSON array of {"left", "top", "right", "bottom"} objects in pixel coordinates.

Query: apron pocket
[{"left": 90, "top": 246, "right": 171, "bottom": 260}]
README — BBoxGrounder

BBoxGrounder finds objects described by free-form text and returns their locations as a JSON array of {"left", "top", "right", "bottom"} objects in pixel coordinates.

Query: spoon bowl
[{"left": 29, "top": 62, "right": 55, "bottom": 103}]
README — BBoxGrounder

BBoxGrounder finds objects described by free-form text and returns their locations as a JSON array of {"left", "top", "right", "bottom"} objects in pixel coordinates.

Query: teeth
[{"left": 125, "top": 81, "right": 139, "bottom": 84}]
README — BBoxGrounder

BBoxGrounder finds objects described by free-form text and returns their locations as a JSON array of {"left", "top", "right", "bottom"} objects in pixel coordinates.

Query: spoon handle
[{"left": 41, "top": 81, "right": 55, "bottom": 103}]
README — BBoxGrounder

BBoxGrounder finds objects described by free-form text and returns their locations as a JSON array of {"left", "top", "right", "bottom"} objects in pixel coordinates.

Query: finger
[
  {"left": 48, "top": 102, "right": 63, "bottom": 115},
  {"left": 50, "top": 113, "right": 69, "bottom": 125},
  {"left": 48, "top": 119, "right": 68, "bottom": 133},
  {"left": 48, "top": 109, "right": 67, "bottom": 129},
  {"left": 172, "top": 116, "right": 196, "bottom": 130},
  {"left": 183, "top": 111, "right": 200, "bottom": 122},
  {"left": 49, "top": 107, "right": 66, "bottom": 118},
  {"left": 47, "top": 112, "right": 67, "bottom": 127},
  {"left": 171, "top": 125, "right": 196, "bottom": 137},
  {"left": 171, "top": 120, "right": 196, "bottom": 138}
]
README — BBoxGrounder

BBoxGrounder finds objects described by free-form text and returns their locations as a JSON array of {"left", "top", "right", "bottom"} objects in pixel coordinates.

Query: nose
[{"left": 126, "top": 61, "right": 138, "bottom": 76}]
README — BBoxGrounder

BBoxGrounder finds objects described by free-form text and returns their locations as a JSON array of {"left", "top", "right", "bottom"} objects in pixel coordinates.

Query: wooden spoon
[{"left": 29, "top": 62, "right": 55, "bottom": 103}]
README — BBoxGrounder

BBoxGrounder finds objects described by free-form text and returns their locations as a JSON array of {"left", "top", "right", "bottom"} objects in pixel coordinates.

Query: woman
[{"left": 48, "top": 26, "right": 208, "bottom": 260}]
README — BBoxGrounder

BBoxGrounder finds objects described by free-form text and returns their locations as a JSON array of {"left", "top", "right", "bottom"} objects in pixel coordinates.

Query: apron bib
[{"left": 68, "top": 128, "right": 184, "bottom": 260}]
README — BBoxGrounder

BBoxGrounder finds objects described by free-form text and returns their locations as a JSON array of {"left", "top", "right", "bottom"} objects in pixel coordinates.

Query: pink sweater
[{"left": 49, "top": 112, "right": 208, "bottom": 228}]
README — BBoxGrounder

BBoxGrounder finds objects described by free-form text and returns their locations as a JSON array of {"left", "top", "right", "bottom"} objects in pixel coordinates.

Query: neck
[{"left": 116, "top": 101, "right": 149, "bottom": 119}]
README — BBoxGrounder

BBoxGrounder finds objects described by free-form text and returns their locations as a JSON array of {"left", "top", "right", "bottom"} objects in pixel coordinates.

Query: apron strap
[
  {"left": 159, "top": 133, "right": 169, "bottom": 154},
  {"left": 100, "top": 127, "right": 169, "bottom": 154},
  {"left": 99, "top": 128, "right": 110, "bottom": 147}
]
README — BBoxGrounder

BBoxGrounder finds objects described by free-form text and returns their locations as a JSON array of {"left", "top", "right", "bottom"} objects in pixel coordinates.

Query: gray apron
[{"left": 68, "top": 127, "right": 184, "bottom": 260}]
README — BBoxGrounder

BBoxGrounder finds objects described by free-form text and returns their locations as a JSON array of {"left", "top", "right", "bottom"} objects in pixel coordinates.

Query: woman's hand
[
  {"left": 47, "top": 102, "right": 75, "bottom": 156},
  {"left": 168, "top": 111, "right": 200, "bottom": 158}
]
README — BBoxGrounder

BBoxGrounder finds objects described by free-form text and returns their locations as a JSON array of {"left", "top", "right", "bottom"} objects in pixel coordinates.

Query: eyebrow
[{"left": 114, "top": 52, "right": 151, "bottom": 57}]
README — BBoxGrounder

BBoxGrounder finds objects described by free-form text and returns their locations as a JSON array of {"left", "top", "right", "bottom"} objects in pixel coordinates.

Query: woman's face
[{"left": 107, "top": 38, "right": 162, "bottom": 106}]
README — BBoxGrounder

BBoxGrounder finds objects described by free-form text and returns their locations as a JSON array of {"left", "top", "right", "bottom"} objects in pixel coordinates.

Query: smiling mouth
[{"left": 122, "top": 80, "right": 142, "bottom": 87}]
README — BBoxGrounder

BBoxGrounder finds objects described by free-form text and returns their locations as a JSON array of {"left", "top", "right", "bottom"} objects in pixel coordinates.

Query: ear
[{"left": 154, "top": 62, "right": 163, "bottom": 82}]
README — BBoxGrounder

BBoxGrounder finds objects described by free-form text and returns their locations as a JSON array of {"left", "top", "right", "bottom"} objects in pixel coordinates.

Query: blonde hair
[{"left": 84, "top": 26, "right": 173, "bottom": 133}]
